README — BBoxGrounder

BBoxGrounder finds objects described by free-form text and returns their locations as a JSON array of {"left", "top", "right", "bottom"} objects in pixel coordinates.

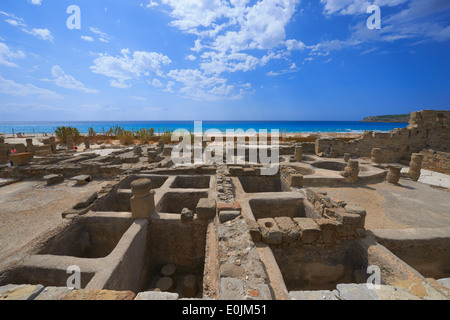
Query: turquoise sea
[{"left": 0, "top": 121, "right": 408, "bottom": 135}]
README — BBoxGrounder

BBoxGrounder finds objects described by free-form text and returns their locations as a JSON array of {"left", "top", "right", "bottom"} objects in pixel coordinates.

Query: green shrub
[
  {"left": 136, "top": 128, "right": 155, "bottom": 144},
  {"left": 118, "top": 131, "right": 135, "bottom": 145},
  {"left": 54, "top": 126, "right": 80, "bottom": 143}
]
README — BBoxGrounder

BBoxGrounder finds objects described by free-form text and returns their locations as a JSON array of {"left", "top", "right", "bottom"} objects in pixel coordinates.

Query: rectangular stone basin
[
  {"left": 37, "top": 214, "right": 133, "bottom": 259},
  {"left": 249, "top": 196, "right": 305, "bottom": 220},
  {"left": 238, "top": 176, "right": 288, "bottom": 193},
  {"left": 157, "top": 191, "right": 209, "bottom": 214}
]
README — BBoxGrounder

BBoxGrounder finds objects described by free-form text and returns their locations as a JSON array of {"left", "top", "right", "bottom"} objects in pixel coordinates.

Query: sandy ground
[
  {"left": 323, "top": 178, "right": 450, "bottom": 230},
  {"left": 0, "top": 179, "right": 110, "bottom": 267}
]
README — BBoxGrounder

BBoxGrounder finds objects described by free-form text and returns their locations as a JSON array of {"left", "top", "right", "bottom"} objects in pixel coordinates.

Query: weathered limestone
[
  {"left": 387, "top": 165, "right": 402, "bottom": 184},
  {"left": 289, "top": 174, "right": 303, "bottom": 188},
  {"left": 71, "top": 175, "right": 92, "bottom": 185},
  {"left": 9, "top": 152, "right": 34, "bottom": 166},
  {"left": 343, "top": 153, "right": 351, "bottom": 163},
  {"left": 182, "top": 274, "right": 199, "bottom": 298},
  {"left": 258, "top": 218, "right": 282, "bottom": 244},
  {"left": 130, "top": 178, "right": 155, "bottom": 219},
  {"left": 181, "top": 207, "right": 194, "bottom": 222},
  {"left": 148, "top": 150, "right": 157, "bottom": 163},
  {"left": 0, "top": 284, "right": 45, "bottom": 300},
  {"left": 84, "top": 137, "right": 90, "bottom": 149},
  {"left": 409, "top": 153, "right": 424, "bottom": 181},
  {"left": 135, "top": 291, "right": 179, "bottom": 300},
  {"left": 133, "top": 145, "right": 142, "bottom": 156},
  {"left": 26, "top": 139, "right": 35, "bottom": 153},
  {"left": 0, "top": 137, "right": 8, "bottom": 164},
  {"left": 340, "top": 159, "right": 359, "bottom": 183},
  {"left": 274, "top": 217, "right": 299, "bottom": 243},
  {"left": 371, "top": 148, "right": 382, "bottom": 164},
  {"left": 196, "top": 198, "right": 216, "bottom": 220},
  {"left": 293, "top": 218, "right": 321, "bottom": 244},
  {"left": 67, "top": 135, "right": 74, "bottom": 151},
  {"left": 44, "top": 174, "right": 64, "bottom": 186},
  {"left": 294, "top": 145, "right": 303, "bottom": 162}
]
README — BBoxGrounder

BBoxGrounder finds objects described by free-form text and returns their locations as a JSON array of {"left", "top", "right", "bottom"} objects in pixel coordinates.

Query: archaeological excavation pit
[
  {"left": 37, "top": 214, "right": 134, "bottom": 259},
  {"left": 141, "top": 215, "right": 211, "bottom": 299},
  {"left": 170, "top": 175, "right": 211, "bottom": 189},
  {"left": 270, "top": 240, "right": 369, "bottom": 291},
  {"left": 157, "top": 191, "right": 209, "bottom": 213},
  {"left": 249, "top": 197, "right": 305, "bottom": 220}
]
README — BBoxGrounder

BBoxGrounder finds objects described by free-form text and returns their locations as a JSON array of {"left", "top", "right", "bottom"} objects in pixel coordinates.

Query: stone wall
[
  {"left": 420, "top": 149, "right": 450, "bottom": 175},
  {"left": 315, "top": 110, "right": 450, "bottom": 163}
]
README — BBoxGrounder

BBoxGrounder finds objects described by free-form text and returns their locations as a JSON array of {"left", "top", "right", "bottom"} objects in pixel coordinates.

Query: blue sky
[{"left": 0, "top": 0, "right": 449, "bottom": 121}]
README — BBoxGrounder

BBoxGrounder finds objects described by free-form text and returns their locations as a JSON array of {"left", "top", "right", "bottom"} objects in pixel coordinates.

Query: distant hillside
[{"left": 362, "top": 114, "right": 410, "bottom": 123}]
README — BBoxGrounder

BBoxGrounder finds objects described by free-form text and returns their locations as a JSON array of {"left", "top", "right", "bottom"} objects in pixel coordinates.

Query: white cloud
[
  {"left": 47, "top": 65, "right": 98, "bottom": 93},
  {"left": 0, "top": 42, "right": 26, "bottom": 67},
  {"left": 28, "top": 0, "right": 43, "bottom": 5},
  {"left": 5, "top": 19, "right": 26, "bottom": 27},
  {"left": 285, "top": 39, "right": 306, "bottom": 51},
  {"left": 81, "top": 36, "right": 94, "bottom": 42},
  {"left": 90, "top": 49, "right": 172, "bottom": 88},
  {"left": 23, "top": 28, "right": 54, "bottom": 42},
  {"left": 320, "top": 0, "right": 408, "bottom": 15},
  {"left": 0, "top": 75, "right": 61, "bottom": 99},
  {"left": 186, "top": 54, "right": 196, "bottom": 61},
  {"left": 150, "top": 78, "right": 164, "bottom": 87},
  {"left": 167, "top": 68, "right": 250, "bottom": 100},
  {"left": 141, "top": 1, "right": 159, "bottom": 8},
  {"left": 89, "top": 27, "right": 111, "bottom": 43}
]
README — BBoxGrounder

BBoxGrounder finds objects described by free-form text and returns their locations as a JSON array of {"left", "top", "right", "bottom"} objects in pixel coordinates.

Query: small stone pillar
[
  {"left": 0, "top": 137, "right": 8, "bottom": 164},
  {"left": 158, "top": 139, "right": 164, "bottom": 153},
  {"left": 387, "top": 165, "right": 402, "bottom": 184},
  {"left": 130, "top": 179, "right": 155, "bottom": 219},
  {"left": 148, "top": 150, "right": 157, "bottom": 163},
  {"left": 343, "top": 153, "right": 351, "bottom": 163},
  {"left": 371, "top": 148, "right": 382, "bottom": 164},
  {"left": 66, "top": 135, "right": 74, "bottom": 151},
  {"left": 84, "top": 137, "right": 90, "bottom": 150},
  {"left": 182, "top": 275, "right": 198, "bottom": 298},
  {"left": 26, "top": 139, "right": 35, "bottom": 153},
  {"left": 133, "top": 145, "right": 142, "bottom": 156},
  {"left": 409, "top": 153, "right": 424, "bottom": 181},
  {"left": 294, "top": 145, "right": 303, "bottom": 162},
  {"left": 340, "top": 159, "right": 359, "bottom": 183}
]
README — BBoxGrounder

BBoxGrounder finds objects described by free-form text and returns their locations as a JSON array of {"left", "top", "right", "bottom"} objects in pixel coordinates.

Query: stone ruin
[{"left": 0, "top": 109, "right": 449, "bottom": 300}]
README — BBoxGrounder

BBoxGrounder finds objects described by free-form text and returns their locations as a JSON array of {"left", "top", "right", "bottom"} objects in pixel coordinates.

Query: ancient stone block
[
  {"left": 71, "top": 174, "right": 92, "bottom": 185},
  {"left": 9, "top": 152, "right": 34, "bottom": 166},
  {"left": 62, "top": 289, "right": 136, "bottom": 300},
  {"left": 220, "top": 277, "right": 245, "bottom": 300},
  {"left": 293, "top": 218, "right": 321, "bottom": 244},
  {"left": 340, "top": 159, "right": 359, "bottom": 183},
  {"left": 274, "top": 217, "right": 299, "bottom": 243},
  {"left": 35, "top": 287, "right": 74, "bottom": 300},
  {"left": 387, "top": 165, "right": 402, "bottom": 184},
  {"left": 409, "top": 153, "right": 424, "bottom": 181},
  {"left": 135, "top": 291, "right": 179, "bottom": 300},
  {"left": 181, "top": 208, "right": 194, "bottom": 223},
  {"left": 289, "top": 174, "right": 303, "bottom": 188},
  {"left": 44, "top": 174, "right": 64, "bottom": 186},
  {"left": 294, "top": 145, "right": 302, "bottom": 162},
  {"left": 258, "top": 218, "right": 282, "bottom": 245},
  {"left": 196, "top": 198, "right": 216, "bottom": 220},
  {"left": 371, "top": 148, "right": 382, "bottom": 164},
  {"left": 335, "top": 207, "right": 362, "bottom": 226}
]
